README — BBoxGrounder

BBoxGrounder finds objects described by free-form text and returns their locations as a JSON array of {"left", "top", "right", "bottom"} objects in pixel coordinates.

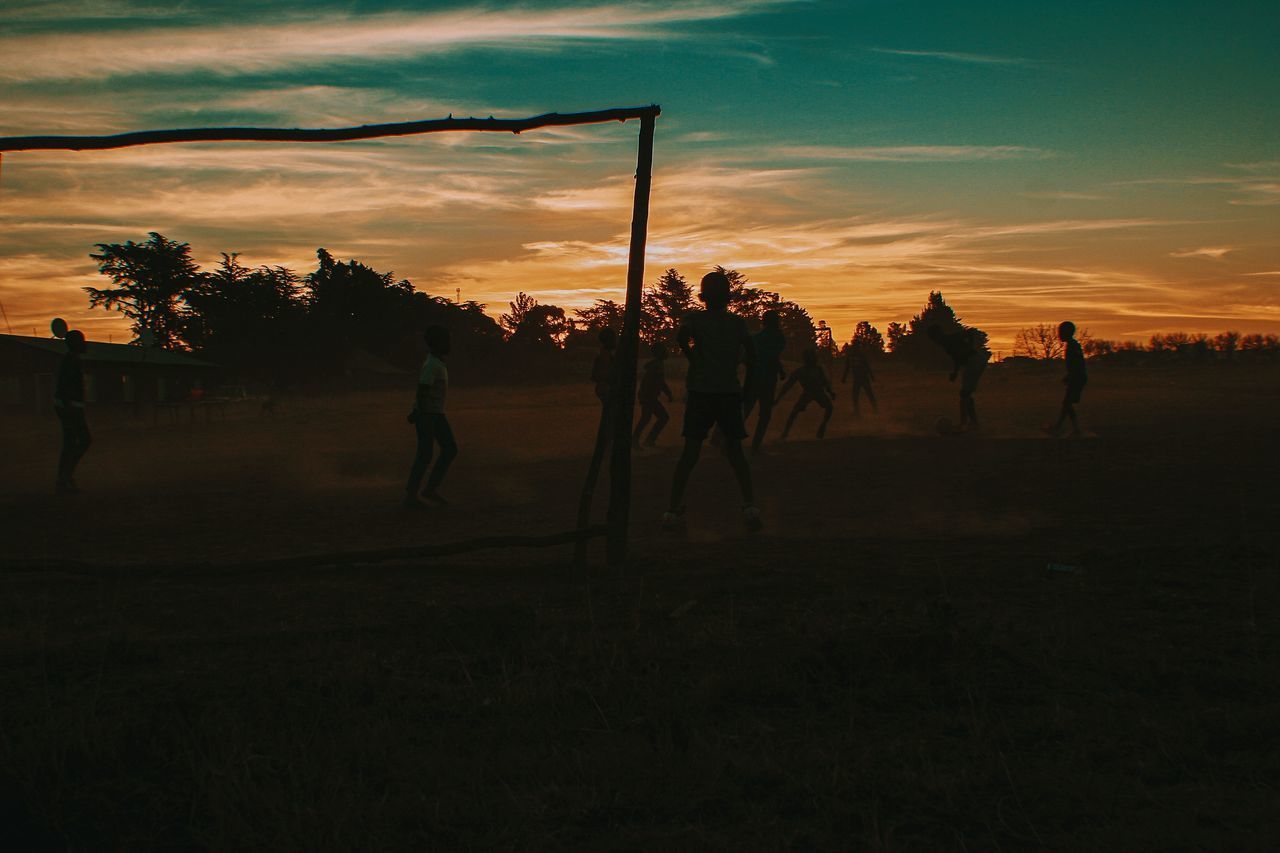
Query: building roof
[{"left": 0, "top": 334, "right": 216, "bottom": 368}]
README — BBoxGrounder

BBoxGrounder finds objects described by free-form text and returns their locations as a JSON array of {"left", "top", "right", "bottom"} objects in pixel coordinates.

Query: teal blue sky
[{"left": 2, "top": 0, "right": 1277, "bottom": 348}]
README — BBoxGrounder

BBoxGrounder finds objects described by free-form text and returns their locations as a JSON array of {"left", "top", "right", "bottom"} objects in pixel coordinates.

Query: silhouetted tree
[
  {"left": 851, "top": 321, "right": 885, "bottom": 356},
  {"left": 1013, "top": 323, "right": 1065, "bottom": 360},
  {"left": 643, "top": 268, "right": 695, "bottom": 343},
  {"left": 889, "top": 291, "right": 987, "bottom": 366},
  {"left": 1083, "top": 338, "right": 1116, "bottom": 358},
  {"left": 886, "top": 321, "right": 907, "bottom": 353},
  {"left": 183, "top": 253, "right": 304, "bottom": 376},
  {"left": 573, "top": 299, "right": 625, "bottom": 334},
  {"left": 1213, "top": 330, "right": 1241, "bottom": 359},
  {"left": 501, "top": 292, "right": 571, "bottom": 350},
  {"left": 815, "top": 320, "right": 836, "bottom": 360},
  {"left": 86, "top": 232, "right": 201, "bottom": 348},
  {"left": 500, "top": 292, "right": 537, "bottom": 339},
  {"left": 300, "top": 248, "right": 418, "bottom": 378}
]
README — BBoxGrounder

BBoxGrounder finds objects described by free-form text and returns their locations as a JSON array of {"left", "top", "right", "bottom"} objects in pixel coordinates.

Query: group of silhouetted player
[{"left": 52, "top": 270, "right": 1088, "bottom": 528}]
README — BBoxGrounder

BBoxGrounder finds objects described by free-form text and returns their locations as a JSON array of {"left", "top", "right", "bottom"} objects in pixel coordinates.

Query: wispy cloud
[
  {"left": 1117, "top": 163, "right": 1280, "bottom": 207},
  {"left": 1170, "top": 246, "right": 1234, "bottom": 259},
  {"left": 0, "top": 0, "right": 184, "bottom": 22},
  {"left": 775, "top": 145, "right": 1054, "bottom": 162},
  {"left": 1021, "top": 190, "right": 1104, "bottom": 201},
  {"left": 870, "top": 47, "right": 1036, "bottom": 67},
  {"left": 0, "top": 1, "right": 795, "bottom": 82}
]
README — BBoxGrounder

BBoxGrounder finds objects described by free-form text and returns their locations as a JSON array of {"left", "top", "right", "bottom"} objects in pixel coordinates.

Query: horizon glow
[{"left": 1, "top": 0, "right": 1277, "bottom": 352}]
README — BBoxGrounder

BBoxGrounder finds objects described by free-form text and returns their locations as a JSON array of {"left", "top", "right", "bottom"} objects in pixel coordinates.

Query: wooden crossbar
[{"left": 0, "top": 106, "right": 661, "bottom": 152}]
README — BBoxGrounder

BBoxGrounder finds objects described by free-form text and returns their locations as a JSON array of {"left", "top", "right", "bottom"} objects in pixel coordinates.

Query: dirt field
[{"left": 3, "top": 363, "right": 1279, "bottom": 849}]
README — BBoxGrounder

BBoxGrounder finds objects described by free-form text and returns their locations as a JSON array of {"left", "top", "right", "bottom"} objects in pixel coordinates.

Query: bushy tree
[
  {"left": 888, "top": 291, "right": 987, "bottom": 366},
  {"left": 87, "top": 232, "right": 202, "bottom": 348},
  {"left": 183, "top": 253, "right": 304, "bottom": 375},
  {"left": 501, "top": 292, "right": 571, "bottom": 350},
  {"left": 850, "top": 321, "right": 885, "bottom": 356},
  {"left": 886, "top": 322, "right": 907, "bottom": 353},
  {"left": 643, "top": 269, "right": 695, "bottom": 343},
  {"left": 303, "top": 248, "right": 417, "bottom": 362}
]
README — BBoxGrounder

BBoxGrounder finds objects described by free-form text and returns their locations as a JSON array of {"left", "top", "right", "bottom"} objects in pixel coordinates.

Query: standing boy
[
  {"left": 928, "top": 325, "right": 990, "bottom": 431},
  {"left": 405, "top": 325, "right": 457, "bottom": 508},
  {"left": 1046, "top": 321, "right": 1087, "bottom": 436},
  {"left": 665, "top": 270, "right": 761, "bottom": 531},
  {"left": 743, "top": 309, "right": 787, "bottom": 454},
  {"left": 54, "top": 330, "right": 91, "bottom": 495},
  {"left": 841, "top": 340, "right": 878, "bottom": 417},
  {"left": 778, "top": 349, "right": 836, "bottom": 440},
  {"left": 633, "top": 341, "right": 674, "bottom": 448}
]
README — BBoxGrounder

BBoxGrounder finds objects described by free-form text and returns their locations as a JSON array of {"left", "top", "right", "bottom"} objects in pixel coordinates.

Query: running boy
[
  {"left": 778, "top": 348, "right": 836, "bottom": 440},
  {"left": 633, "top": 341, "right": 674, "bottom": 448},
  {"left": 928, "top": 325, "right": 991, "bottom": 430},
  {"left": 405, "top": 325, "right": 457, "bottom": 508},
  {"left": 665, "top": 270, "right": 761, "bottom": 531},
  {"left": 1046, "top": 321, "right": 1087, "bottom": 436}
]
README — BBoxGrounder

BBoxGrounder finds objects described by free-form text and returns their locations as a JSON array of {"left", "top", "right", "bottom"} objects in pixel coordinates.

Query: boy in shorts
[{"left": 665, "top": 270, "right": 761, "bottom": 531}]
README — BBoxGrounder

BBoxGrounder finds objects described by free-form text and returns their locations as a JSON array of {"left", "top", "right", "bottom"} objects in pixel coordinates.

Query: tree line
[
  {"left": 1010, "top": 323, "right": 1280, "bottom": 362},
  {"left": 78, "top": 232, "right": 1275, "bottom": 384}
]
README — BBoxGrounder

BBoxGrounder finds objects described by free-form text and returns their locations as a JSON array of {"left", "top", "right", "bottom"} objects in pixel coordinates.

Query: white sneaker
[
  {"left": 742, "top": 506, "right": 763, "bottom": 532},
  {"left": 662, "top": 508, "right": 686, "bottom": 531}
]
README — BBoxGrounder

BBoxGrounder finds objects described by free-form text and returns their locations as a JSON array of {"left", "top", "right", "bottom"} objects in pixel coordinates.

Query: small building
[{"left": 0, "top": 333, "right": 217, "bottom": 412}]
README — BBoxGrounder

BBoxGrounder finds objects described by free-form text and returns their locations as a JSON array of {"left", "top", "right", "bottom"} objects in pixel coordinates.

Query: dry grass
[{"left": 2, "top": 363, "right": 1278, "bottom": 849}]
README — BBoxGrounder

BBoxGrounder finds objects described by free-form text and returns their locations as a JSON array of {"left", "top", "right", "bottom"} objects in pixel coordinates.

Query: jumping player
[
  {"left": 54, "top": 330, "right": 91, "bottom": 495},
  {"left": 841, "top": 340, "right": 878, "bottom": 417},
  {"left": 928, "top": 325, "right": 990, "bottom": 431},
  {"left": 743, "top": 309, "right": 787, "bottom": 454},
  {"left": 1046, "top": 321, "right": 1087, "bottom": 436},
  {"left": 665, "top": 270, "right": 761, "bottom": 531},
  {"left": 778, "top": 348, "right": 836, "bottom": 440},
  {"left": 405, "top": 325, "right": 457, "bottom": 508},
  {"left": 633, "top": 341, "right": 674, "bottom": 448}
]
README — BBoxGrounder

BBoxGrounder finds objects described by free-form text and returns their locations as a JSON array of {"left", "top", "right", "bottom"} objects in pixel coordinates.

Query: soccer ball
[{"left": 935, "top": 416, "right": 955, "bottom": 435}]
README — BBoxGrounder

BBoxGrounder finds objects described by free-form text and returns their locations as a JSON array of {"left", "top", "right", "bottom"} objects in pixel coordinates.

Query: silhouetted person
[
  {"left": 1046, "top": 321, "right": 1087, "bottom": 436},
  {"left": 841, "top": 341, "right": 877, "bottom": 416},
  {"left": 928, "top": 325, "right": 990, "bottom": 430},
  {"left": 54, "top": 330, "right": 91, "bottom": 495},
  {"left": 743, "top": 309, "right": 787, "bottom": 454},
  {"left": 778, "top": 349, "right": 836, "bottom": 439},
  {"left": 590, "top": 327, "right": 617, "bottom": 445},
  {"left": 591, "top": 328, "right": 616, "bottom": 408},
  {"left": 633, "top": 341, "right": 673, "bottom": 448},
  {"left": 665, "top": 270, "right": 761, "bottom": 531},
  {"left": 405, "top": 326, "right": 457, "bottom": 508}
]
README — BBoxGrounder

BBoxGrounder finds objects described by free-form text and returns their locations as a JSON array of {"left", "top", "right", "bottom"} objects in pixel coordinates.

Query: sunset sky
[{"left": 1, "top": 0, "right": 1277, "bottom": 351}]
